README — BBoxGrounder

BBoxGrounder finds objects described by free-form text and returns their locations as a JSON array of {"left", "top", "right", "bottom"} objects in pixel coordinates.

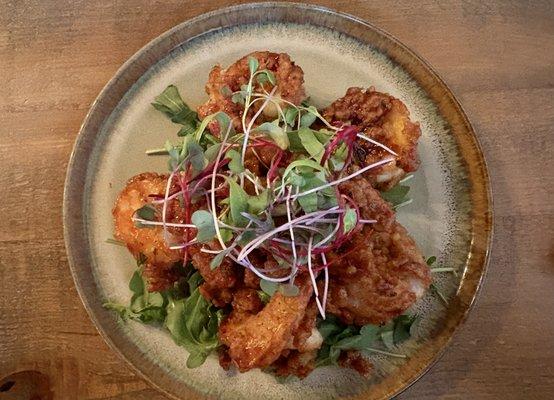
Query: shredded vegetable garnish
[{"left": 137, "top": 57, "right": 402, "bottom": 318}]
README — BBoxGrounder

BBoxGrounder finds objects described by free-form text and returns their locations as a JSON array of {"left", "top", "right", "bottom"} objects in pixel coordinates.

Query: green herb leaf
[
  {"left": 342, "top": 208, "right": 357, "bottom": 234},
  {"left": 248, "top": 57, "right": 259, "bottom": 74},
  {"left": 300, "top": 106, "right": 318, "bottom": 127},
  {"left": 215, "top": 112, "right": 235, "bottom": 136},
  {"left": 231, "top": 92, "right": 245, "bottom": 105},
  {"left": 256, "top": 121, "right": 290, "bottom": 150},
  {"left": 426, "top": 256, "right": 437, "bottom": 266},
  {"left": 209, "top": 248, "right": 232, "bottom": 270},
  {"left": 260, "top": 279, "right": 278, "bottom": 296},
  {"left": 284, "top": 107, "right": 299, "bottom": 127},
  {"left": 257, "top": 290, "right": 271, "bottom": 304},
  {"left": 204, "top": 143, "right": 222, "bottom": 163},
  {"left": 219, "top": 85, "right": 232, "bottom": 97},
  {"left": 152, "top": 85, "right": 199, "bottom": 135},
  {"left": 226, "top": 149, "right": 244, "bottom": 173},
  {"left": 393, "top": 315, "right": 419, "bottom": 344},
  {"left": 135, "top": 204, "right": 156, "bottom": 221},
  {"left": 380, "top": 184, "right": 410, "bottom": 207},
  {"left": 298, "top": 127, "right": 325, "bottom": 161},
  {"left": 186, "top": 140, "right": 207, "bottom": 175},
  {"left": 380, "top": 326, "right": 395, "bottom": 350},
  {"left": 191, "top": 210, "right": 216, "bottom": 243},
  {"left": 227, "top": 178, "right": 249, "bottom": 227},
  {"left": 256, "top": 70, "right": 276, "bottom": 85},
  {"left": 247, "top": 189, "right": 270, "bottom": 215}
]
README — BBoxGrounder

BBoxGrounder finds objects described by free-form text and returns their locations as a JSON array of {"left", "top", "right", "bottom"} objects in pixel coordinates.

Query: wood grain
[{"left": 1, "top": 1, "right": 553, "bottom": 399}]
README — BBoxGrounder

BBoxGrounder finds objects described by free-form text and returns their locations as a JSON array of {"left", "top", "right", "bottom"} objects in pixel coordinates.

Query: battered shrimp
[
  {"left": 197, "top": 51, "right": 306, "bottom": 132},
  {"left": 112, "top": 173, "right": 184, "bottom": 291},
  {"left": 218, "top": 275, "right": 313, "bottom": 372},
  {"left": 323, "top": 87, "right": 421, "bottom": 190},
  {"left": 324, "top": 178, "right": 432, "bottom": 325}
]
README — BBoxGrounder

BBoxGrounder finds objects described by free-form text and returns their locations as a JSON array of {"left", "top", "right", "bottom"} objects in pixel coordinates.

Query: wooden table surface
[{"left": 1, "top": 1, "right": 553, "bottom": 399}]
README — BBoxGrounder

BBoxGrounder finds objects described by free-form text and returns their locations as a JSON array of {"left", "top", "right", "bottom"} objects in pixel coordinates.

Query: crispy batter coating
[
  {"left": 197, "top": 51, "right": 305, "bottom": 132},
  {"left": 218, "top": 275, "right": 313, "bottom": 372},
  {"left": 188, "top": 242, "right": 242, "bottom": 308},
  {"left": 272, "top": 300, "right": 322, "bottom": 378},
  {"left": 323, "top": 87, "right": 421, "bottom": 190},
  {"left": 338, "top": 351, "right": 373, "bottom": 377},
  {"left": 324, "top": 178, "right": 432, "bottom": 325},
  {"left": 112, "top": 173, "right": 184, "bottom": 291}
]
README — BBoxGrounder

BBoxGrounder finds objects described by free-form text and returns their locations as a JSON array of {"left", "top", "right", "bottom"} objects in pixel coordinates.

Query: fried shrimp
[
  {"left": 218, "top": 275, "right": 313, "bottom": 372},
  {"left": 324, "top": 178, "right": 432, "bottom": 325},
  {"left": 197, "top": 51, "right": 305, "bottom": 132},
  {"left": 112, "top": 173, "right": 184, "bottom": 291},
  {"left": 323, "top": 87, "right": 421, "bottom": 190}
]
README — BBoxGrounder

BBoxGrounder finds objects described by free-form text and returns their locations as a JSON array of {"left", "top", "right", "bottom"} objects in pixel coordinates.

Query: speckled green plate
[{"left": 63, "top": 3, "right": 492, "bottom": 399}]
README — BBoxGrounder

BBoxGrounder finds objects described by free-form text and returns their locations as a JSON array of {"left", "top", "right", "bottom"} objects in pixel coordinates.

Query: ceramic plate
[{"left": 64, "top": 3, "right": 492, "bottom": 399}]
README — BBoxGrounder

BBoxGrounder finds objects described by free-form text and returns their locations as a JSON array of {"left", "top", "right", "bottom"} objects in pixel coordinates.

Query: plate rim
[{"left": 63, "top": 2, "right": 493, "bottom": 399}]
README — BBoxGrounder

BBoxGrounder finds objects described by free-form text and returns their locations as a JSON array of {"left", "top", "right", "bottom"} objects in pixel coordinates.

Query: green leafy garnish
[
  {"left": 104, "top": 266, "right": 224, "bottom": 369},
  {"left": 298, "top": 128, "right": 325, "bottom": 161},
  {"left": 256, "top": 121, "right": 290, "bottom": 150},
  {"left": 227, "top": 178, "right": 249, "bottom": 227},
  {"left": 342, "top": 208, "right": 357, "bottom": 233},
  {"left": 315, "top": 315, "right": 413, "bottom": 367},
  {"left": 165, "top": 271, "right": 223, "bottom": 368},
  {"left": 248, "top": 57, "right": 259, "bottom": 74},
  {"left": 226, "top": 149, "right": 245, "bottom": 173},
  {"left": 103, "top": 263, "right": 167, "bottom": 324},
  {"left": 191, "top": 210, "right": 216, "bottom": 243},
  {"left": 299, "top": 106, "right": 318, "bottom": 128},
  {"left": 260, "top": 279, "right": 278, "bottom": 296},
  {"left": 380, "top": 183, "right": 411, "bottom": 208},
  {"left": 152, "top": 85, "right": 199, "bottom": 136}
]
